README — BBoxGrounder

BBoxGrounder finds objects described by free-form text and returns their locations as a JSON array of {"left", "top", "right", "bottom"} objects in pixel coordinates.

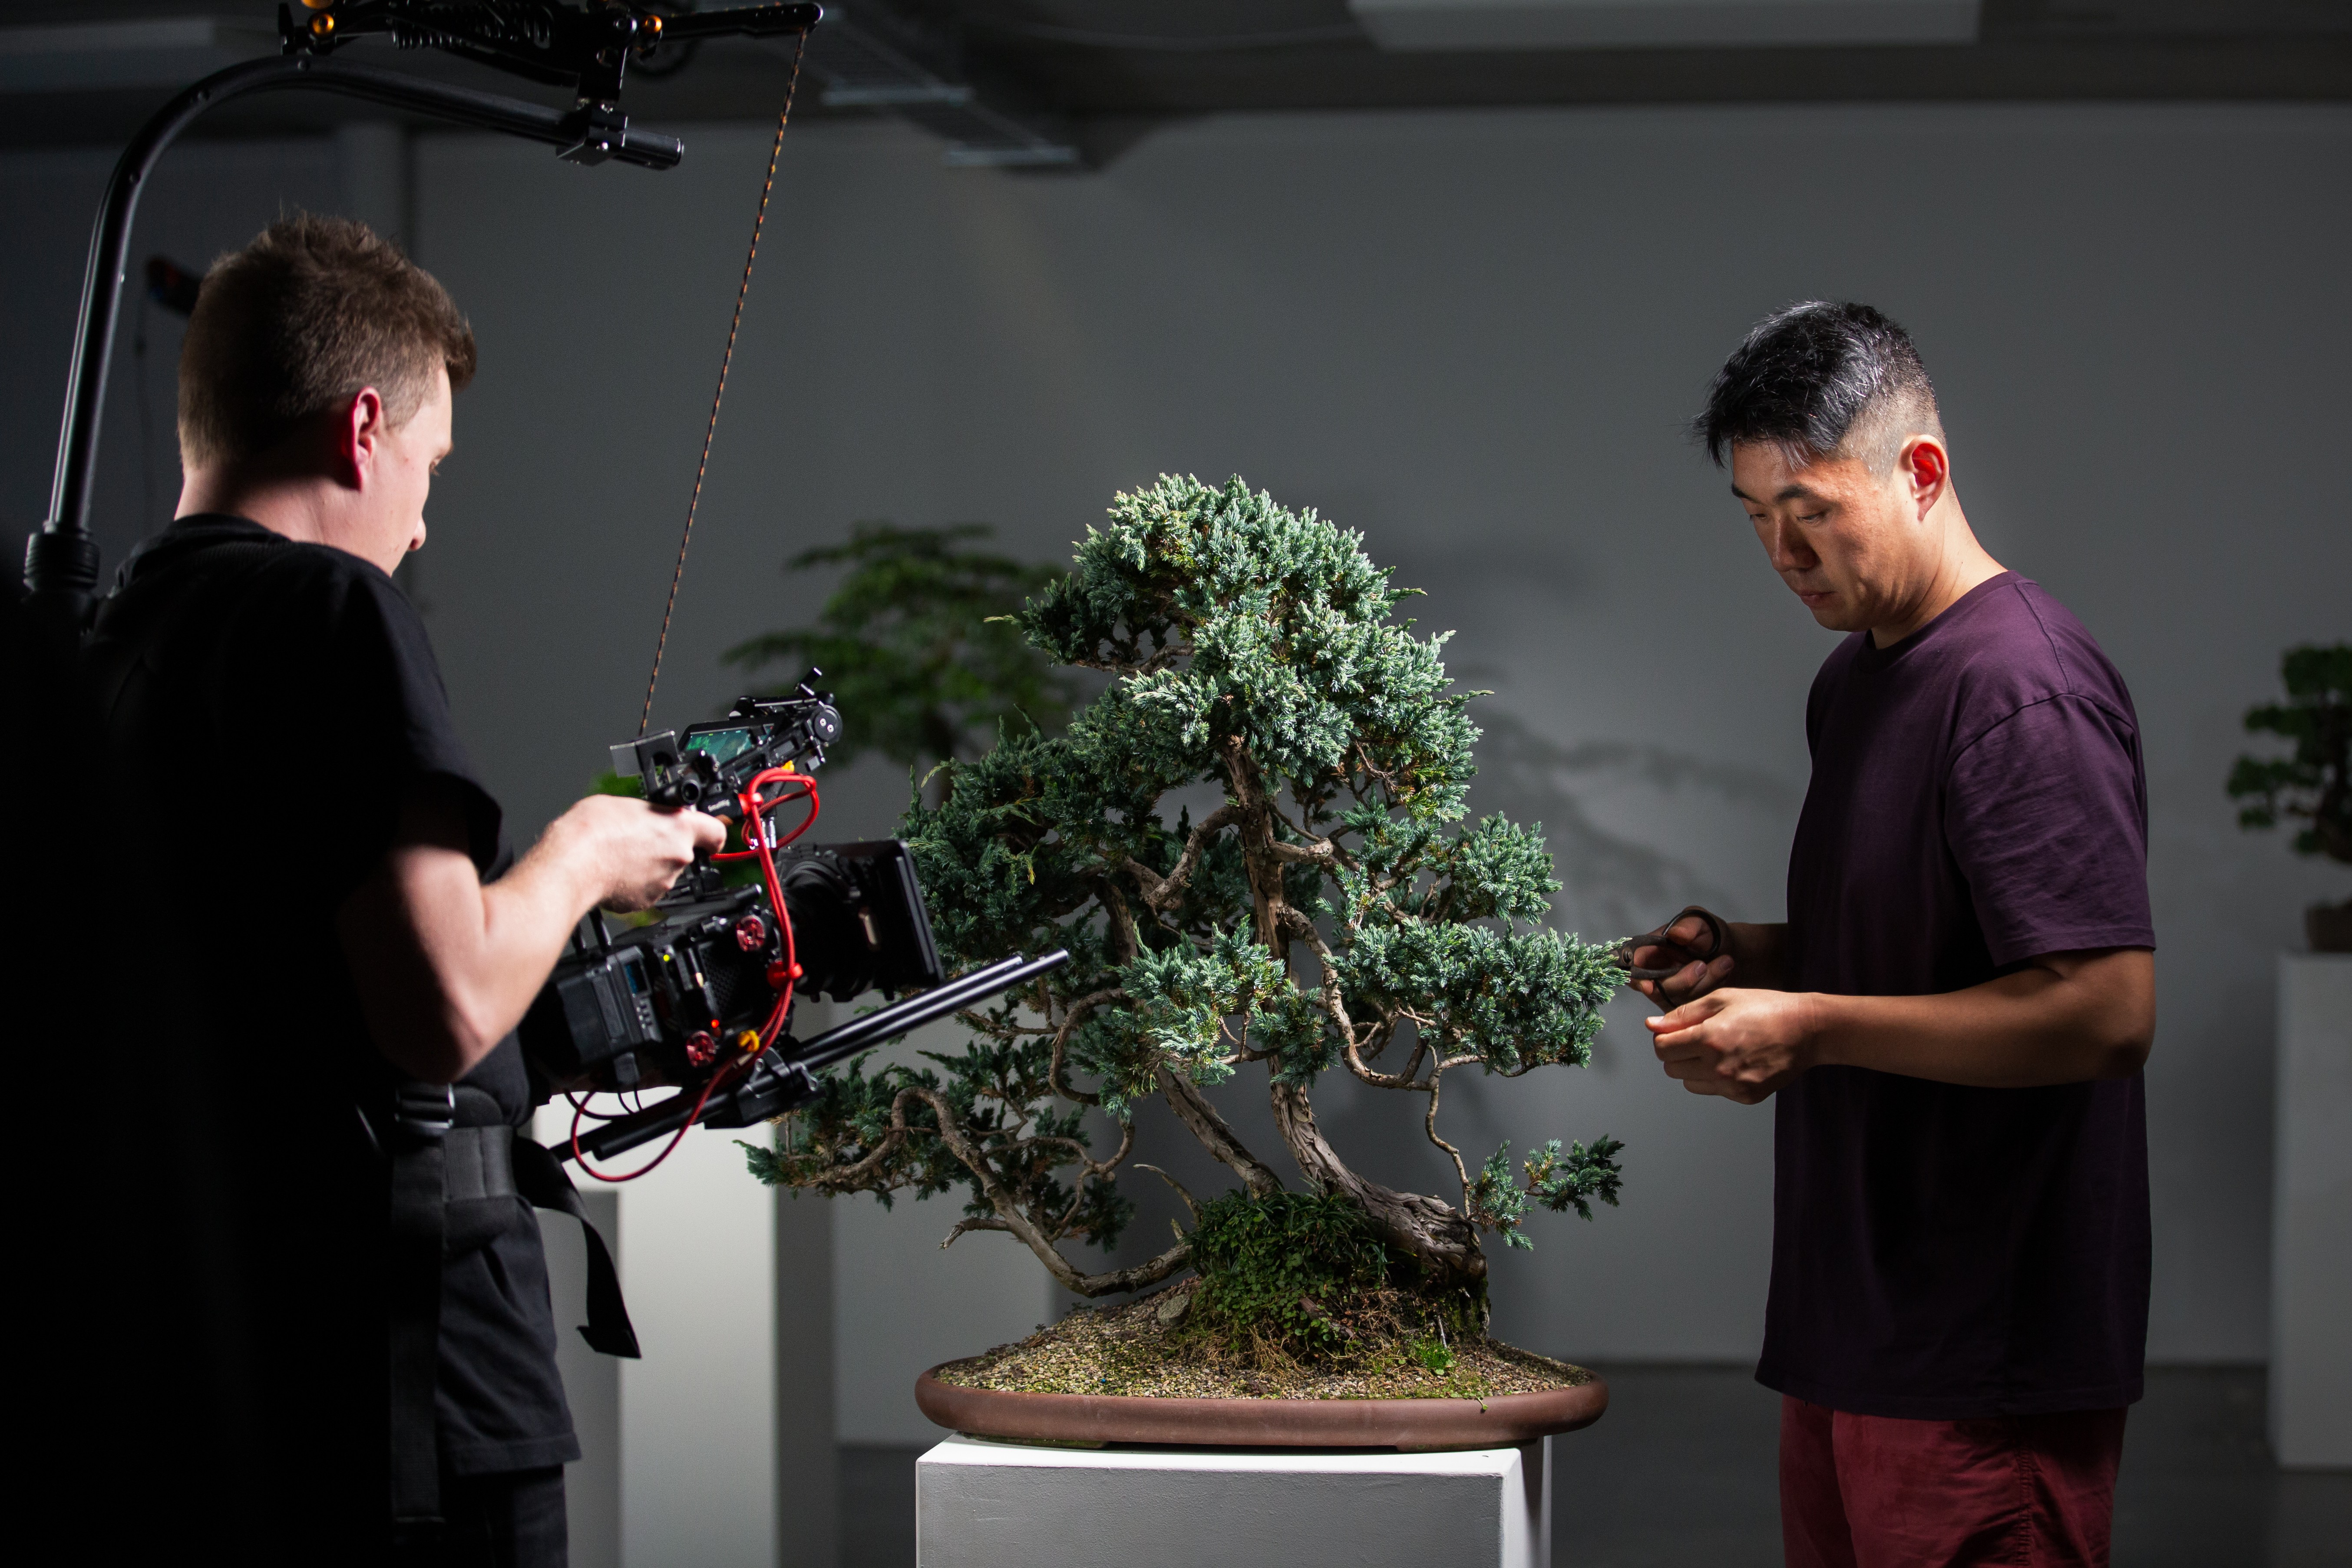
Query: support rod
[{"left": 562, "top": 950, "right": 1071, "bottom": 1163}]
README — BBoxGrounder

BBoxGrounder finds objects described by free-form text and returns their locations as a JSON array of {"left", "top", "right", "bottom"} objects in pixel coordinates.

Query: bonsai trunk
[{"left": 1222, "top": 734, "right": 1490, "bottom": 1290}]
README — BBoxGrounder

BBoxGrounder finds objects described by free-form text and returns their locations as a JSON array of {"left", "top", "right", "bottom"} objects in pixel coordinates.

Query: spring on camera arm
[{"left": 385, "top": 1, "right": 559, "bottom": 53}]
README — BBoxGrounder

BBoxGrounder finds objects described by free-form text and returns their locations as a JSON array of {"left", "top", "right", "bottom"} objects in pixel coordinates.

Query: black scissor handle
[{"left": 1612, "top": 905, "right": 1731, "bottom": 983}]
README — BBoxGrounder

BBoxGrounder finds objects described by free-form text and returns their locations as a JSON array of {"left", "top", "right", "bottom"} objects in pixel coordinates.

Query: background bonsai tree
[
  {"left": 725, "top": 522, "right": 1081, "bottom": 794},
  {"left": 747, "top": 475, "right": 1625, "bottom": 1316},
  {"left": 2227, "top": 641, "right": 2350, "bottom": 950}
]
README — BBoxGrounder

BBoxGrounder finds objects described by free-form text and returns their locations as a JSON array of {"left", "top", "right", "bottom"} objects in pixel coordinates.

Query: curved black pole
[{"left": 24, "top": 53, "right": 684, "bottom": 609}]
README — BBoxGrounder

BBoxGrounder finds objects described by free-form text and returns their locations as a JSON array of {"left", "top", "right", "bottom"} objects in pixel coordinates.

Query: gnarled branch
[
  {"left": 1125, "top": 802, "right": 1242, "bottom": 913},
  {"left": 1157, "top": 1065, "right": 1282, "bottom": 1197},
  {"left": 912, "top": 1085, "right": 1192, "bottom": 1297}
]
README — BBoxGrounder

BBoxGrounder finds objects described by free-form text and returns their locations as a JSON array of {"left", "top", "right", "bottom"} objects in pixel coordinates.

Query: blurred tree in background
[
  {"left": 726, "top": 523, "right": 1082, "bottom": 795},
  {"left": 2228, "top": 641, "right": 2350, "bottom": 866}
]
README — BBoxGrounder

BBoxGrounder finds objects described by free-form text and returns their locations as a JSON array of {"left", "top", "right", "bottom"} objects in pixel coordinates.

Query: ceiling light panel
[{"left": 1350, "top": 0, "right": 1983, "bottom": 50}]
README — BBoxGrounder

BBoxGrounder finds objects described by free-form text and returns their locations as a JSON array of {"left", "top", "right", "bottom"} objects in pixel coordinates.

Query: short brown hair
[{"left": 178, "top": 213, "right": 476, "bottom": 469}]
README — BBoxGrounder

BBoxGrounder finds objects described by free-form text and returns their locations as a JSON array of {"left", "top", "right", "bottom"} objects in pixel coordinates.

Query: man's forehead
[{"left": 1729, "top": 442, "right": 1861, "bottom": 502}]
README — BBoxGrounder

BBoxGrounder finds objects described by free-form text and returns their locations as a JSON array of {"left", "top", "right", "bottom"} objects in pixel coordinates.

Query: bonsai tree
[
  {"left": 2228, "top": 641, "right": 2351, "bottom": 950},
  {"left": 725, "top": 522, "right": 1081, "bottom": 791},
  {"left": 747, "top": 475, "right": 1625, "bottom": 1314}
]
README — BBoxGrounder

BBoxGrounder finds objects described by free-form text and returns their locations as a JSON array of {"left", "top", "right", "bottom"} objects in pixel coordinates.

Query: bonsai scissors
[{"left": 1611, "top": 905, "right": 1731, "bottom": 986}]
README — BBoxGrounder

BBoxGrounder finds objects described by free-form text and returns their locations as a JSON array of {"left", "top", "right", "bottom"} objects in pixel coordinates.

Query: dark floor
[{"left": 839, "top": 1366, "right": 2351, "bottom": 1567}]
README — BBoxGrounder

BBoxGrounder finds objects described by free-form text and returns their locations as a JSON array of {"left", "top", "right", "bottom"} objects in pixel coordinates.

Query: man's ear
[
  {"left": 333, "top": 387, "right": 390, "bottom": 492},
  {"left": 1897, "top": 434, "right": 1950, "bottom": 519}
]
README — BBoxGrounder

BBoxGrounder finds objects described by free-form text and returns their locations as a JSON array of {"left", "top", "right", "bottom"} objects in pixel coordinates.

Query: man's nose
[{"left": 1766, "top": 517, "right": 1815, "bottom": 570}]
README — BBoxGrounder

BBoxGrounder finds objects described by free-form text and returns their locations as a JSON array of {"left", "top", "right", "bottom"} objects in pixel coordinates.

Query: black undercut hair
[{"left": 1694, "top": 301, "right": 1942, "bottom": 475}]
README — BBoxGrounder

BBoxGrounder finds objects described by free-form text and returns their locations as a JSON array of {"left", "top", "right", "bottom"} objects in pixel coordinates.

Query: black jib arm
[
  {"left": 22, "top": 3, "right": 822, "bottom": 624},
  {"left": 560, "top": 949, "right": 1073, "bottom": 1164}
]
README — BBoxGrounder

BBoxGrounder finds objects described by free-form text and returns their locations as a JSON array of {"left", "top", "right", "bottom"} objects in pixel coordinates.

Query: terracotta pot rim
[{"left": 914, "top": 1364, "right": 1609, "bottom": 1449}]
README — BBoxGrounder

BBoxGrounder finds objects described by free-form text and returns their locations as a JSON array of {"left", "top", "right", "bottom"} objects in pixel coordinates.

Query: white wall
[{"left": 7, "top": 103, "right": 2345, "bottom": 1421}]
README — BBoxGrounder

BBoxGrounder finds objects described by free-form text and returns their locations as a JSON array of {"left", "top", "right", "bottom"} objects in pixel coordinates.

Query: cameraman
[{"left": 82, "top": 215, "right": 723, "bottom": 1565}]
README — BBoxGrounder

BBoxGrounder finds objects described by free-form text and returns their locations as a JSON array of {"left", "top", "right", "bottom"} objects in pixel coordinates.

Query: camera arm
[
  {"left": 561, "top": 949, "right": 1072, "bottom": 1164},
  {"left": 23, "top": 2, "right": 823, "bottom": 623}
]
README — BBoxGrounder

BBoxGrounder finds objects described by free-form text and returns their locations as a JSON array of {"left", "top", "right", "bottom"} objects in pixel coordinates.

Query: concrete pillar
[
  {"left": 2270, "top": 952, "right": 2351, "bottom": 1469},
  {"left": 539, "top": 1103, "right": 838, "bottom": 1566}
]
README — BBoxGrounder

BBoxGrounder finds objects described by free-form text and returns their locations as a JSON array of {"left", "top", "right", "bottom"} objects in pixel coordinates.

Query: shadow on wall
[{"left": 1464, "top": 699, "right": 1799, "bottom": 944}]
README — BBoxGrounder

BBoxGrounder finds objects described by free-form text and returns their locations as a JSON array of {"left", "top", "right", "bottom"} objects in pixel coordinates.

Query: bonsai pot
[
  {"left": 2309, "top": 898, "right": 2352, "bottom": 955},
  {"left": 915, "top": 1365, "right": 1609, "bottom": 1449}
]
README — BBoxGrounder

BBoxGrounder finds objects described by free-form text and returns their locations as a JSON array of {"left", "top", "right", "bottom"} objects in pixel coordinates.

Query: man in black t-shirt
[
  {"left": 1629, "top": 304, "right": 2155, "bottom": 1568},
  {"left": 81, "top": 216, "right": 723, "bottom": 1565}
]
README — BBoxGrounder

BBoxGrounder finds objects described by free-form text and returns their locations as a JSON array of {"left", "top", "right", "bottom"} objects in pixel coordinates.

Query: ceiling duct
[
  {"left": 797, "top": 2, "right": 1077, "bottom": 167},
  {"left": 1349, "top": 0, "right": 1982, "bottom": 50}
]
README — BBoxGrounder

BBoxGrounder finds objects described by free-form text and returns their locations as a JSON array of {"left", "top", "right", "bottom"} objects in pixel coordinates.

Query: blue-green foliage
[
  {"left": 1469, "top": 1138, "right": 1629, "bottom": 1248},
  {"left": 748, "top": 476, "right": 1625, "bottom": 1284}
]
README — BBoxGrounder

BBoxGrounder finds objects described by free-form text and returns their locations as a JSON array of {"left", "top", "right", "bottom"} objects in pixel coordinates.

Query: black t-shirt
[
  {"left": 84, "top": 516, "right": 577, "bottom": 1502},
  {"left": 1761, "top": 573, "right": 2156, "bottom": 1419}
]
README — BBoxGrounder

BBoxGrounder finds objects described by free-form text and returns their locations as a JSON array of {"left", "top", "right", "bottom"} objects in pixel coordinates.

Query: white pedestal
[
  {"left": 534, "top": 1106, "right": 840, "bottom": 1566},
  {"left": 2271, "top": 953, "right": 2352, "bottom": 1470},
  {"left": 916, "top": 1433, "right": 1550, "bottom": 1568}
]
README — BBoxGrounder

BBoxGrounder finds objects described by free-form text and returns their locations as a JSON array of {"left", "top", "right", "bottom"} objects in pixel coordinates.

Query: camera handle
[{"left": 560, "top": 949, "right": 1073, "bottom": 1164}]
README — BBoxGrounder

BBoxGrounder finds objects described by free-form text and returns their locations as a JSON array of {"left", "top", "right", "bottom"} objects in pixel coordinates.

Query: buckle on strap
[
  {"left": 394, "top": 1083, "right": 456, "bottom": 1143},
  {"left": 443, "top": 1126, "right": 519, "bottom": 1204}
]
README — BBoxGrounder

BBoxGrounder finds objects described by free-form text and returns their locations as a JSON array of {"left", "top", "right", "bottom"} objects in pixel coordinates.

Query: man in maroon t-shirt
[{"left": 1634, "top": 302, "right": 2156, "bottom": 1568}]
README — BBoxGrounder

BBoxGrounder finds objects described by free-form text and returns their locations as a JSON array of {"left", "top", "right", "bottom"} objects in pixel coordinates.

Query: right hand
[
  {"left": 1631, "top": 911, "right": 1736, "bottom": 1008},
  {"left": 548, "top": 793, "right": 728, "bottom": 912}
]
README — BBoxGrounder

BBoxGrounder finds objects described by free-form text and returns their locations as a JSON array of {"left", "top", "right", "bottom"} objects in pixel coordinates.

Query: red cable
[{"left": 568, "top": 766, "right": 822, "bottom": 1180}]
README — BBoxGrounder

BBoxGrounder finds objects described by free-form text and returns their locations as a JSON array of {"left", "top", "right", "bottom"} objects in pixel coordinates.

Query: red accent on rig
[
  {"left": 684, "top": 1030, "right": 718, "bottom": 1067},
  {"left": 768, "top": 960, "right": 802, "bottom": 990},
  {"left": 734, "top": 914, "right": 767, "bottom": 951}
]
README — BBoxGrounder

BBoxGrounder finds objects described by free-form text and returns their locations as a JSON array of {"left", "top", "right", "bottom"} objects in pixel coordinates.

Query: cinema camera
[{"left": 527, "top": 682, "right": 1068, "bottom": 1173}]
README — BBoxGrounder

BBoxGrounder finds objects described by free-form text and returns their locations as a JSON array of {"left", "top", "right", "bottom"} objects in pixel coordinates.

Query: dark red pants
[{"left": 1781, "top": 1396, "right": 2128, "bottom": 1568}]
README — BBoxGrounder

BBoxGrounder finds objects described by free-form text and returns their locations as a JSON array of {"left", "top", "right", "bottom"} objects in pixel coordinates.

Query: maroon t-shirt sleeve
[{"left": 1942, "top": 692, "right": 2157, "bottom": 967}]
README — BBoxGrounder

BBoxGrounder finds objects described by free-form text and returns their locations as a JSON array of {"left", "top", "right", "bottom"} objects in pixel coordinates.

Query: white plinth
[
  {"left": 2271, "top": 953, "right": 2352, "bottom": 1470},
  {"left": 916, "top": 1433, "right": 1549, "bottom": 1568}
]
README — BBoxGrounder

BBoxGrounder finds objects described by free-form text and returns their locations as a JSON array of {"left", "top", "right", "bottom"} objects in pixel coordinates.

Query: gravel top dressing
[{"left": 933, "top": 1279, "right": 1592, "bottom": 1402}]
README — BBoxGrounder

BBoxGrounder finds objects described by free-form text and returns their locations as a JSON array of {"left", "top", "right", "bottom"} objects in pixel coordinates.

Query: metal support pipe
[{"left": 24, "top": 53, "right": 683, "bottom": 614}]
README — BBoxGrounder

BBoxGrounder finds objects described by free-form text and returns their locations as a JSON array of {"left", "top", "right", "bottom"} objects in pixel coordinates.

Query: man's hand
[
  {"left": 535, "top": 792, "right": 725, "bottom": 912},
  {"left": 1631, "top": 912, "right": 1734, "bottom": 1007},
  {"left": 340, "top": 782, "right": 725, "bottom": 1083},
  {"left": 1646, "top": 987, "right": 1822, "bottom": 1104},
  {"left": 1630, "top": 914, "right": 1789, "bottom": 1007}
]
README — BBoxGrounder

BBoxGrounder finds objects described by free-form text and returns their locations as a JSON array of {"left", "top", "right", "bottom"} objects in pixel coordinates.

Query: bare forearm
[
  {"left": 340, "top": 786, "right": 718, "bottom": 1084},
  {"left": 1808, "top": 952, "right": 2154, "bottom": 1088},
  {"left": 343, "top": 825, "right": 601, "bottom": 1083},
  {"left": 1648, "top": 947, "right": 2154, "bottom": 1102}
]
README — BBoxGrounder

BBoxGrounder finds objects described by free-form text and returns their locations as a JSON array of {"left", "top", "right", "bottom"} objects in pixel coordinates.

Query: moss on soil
[{"left": 932, "top": 1278, "right": 1592, "bottom": 1402}]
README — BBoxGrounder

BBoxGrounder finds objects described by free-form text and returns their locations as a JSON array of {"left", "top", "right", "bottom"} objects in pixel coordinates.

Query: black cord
[{"left": 638, "top": 30, "right": 809, "bottom": 738}]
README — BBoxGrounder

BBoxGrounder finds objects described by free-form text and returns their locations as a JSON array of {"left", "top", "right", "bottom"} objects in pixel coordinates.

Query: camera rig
[
  {"left": 530, "top": 682, "right": 1070, "bottom": 1178},
  {"left": 16, "top": 2, "right": 1075, "bottom": 1176},
  {"left": 277, "top": 1, "right": 821, "bottom": 164}
]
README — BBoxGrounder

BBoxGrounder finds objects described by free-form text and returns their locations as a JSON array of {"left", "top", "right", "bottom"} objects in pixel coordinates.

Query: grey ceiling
[{"left": 2, "top": 1, "right": 2345, "bottom": 153}]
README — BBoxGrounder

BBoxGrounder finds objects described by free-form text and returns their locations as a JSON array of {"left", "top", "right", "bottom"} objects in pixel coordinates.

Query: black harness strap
[
  {"left": 512, "top": 1136, "right": 641, "bottom": 1358},
  {"left": 386, "top": 1082, "right": 455, "bottom": 1544}
]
